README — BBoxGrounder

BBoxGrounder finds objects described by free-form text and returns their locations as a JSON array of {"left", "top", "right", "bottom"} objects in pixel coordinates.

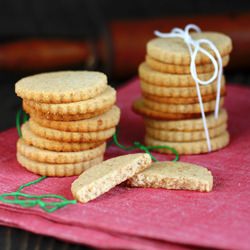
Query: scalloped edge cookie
[
  {"left": 24, "top": 86, "right": 116, "bottom": 115},
  {"left": 17, "top": 138, "right": 106, "bottom": 164},
  {"left": 15, "top": 71, "right": 107, "bottom": 104},
  {"left": 17, "top": 152, "right": 104, "bottom": 177},
  {"left": 21, "top": 122, "right": 103, "bottom": 152},
  {"left": 145, "top": 131, "right": 230, "bottom": 155}
]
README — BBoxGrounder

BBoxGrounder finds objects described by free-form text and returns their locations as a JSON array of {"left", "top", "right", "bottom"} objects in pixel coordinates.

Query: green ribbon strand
[
  {"left": 112, "top": 130, "right": 179, "bottom": 162},
  {"left": 16, "top": 109, "right": 29, "bottom": 137},
  {"left": 0, "top": 176, "right": 77, "bottom": 212}
]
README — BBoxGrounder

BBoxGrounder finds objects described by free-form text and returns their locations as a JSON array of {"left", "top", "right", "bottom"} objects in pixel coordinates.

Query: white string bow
[{"left": 154, "top": 24, "right": 223, "bottom": 152}]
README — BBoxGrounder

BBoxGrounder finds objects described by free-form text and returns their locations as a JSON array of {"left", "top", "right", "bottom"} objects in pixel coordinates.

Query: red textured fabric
[{"left": 0, "top": 79, "right": 250, "bottom": 250}]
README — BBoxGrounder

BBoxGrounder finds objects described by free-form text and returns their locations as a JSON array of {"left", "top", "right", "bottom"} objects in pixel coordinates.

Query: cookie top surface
[
  {"left": 147, "top": 32, "right": 232, "bottom": 65},
  {"left": 133, "top": 161, "right": 212, "bottom": 181},
  {"left": 15, "top": 71, "right": 107, "bottom": 103},
  {"left": 72, "top": 153, "right": 151, "bottom": 186}
]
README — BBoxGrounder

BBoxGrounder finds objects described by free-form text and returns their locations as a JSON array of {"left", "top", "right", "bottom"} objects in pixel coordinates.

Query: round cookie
[
  {"left": 21, "top": 122, "right": 102, "bottom": 152},
  {"left": 139, "top": 62, "right": 219, "bottom": 87},
  {"left": 142, "top": 90, "right": 226, "bottom": 104},
  {"left": 132, "top": 99, "right": 203, "bottom": 120},
  {"left": 145, "top": 131, "right": 230, "bottom": 155},
  {"left": 17, "top": 152, "right": 104, "bottom": 177},
  {"left": 145, "top": 108, "right": 228, "bottom": 131},
  {"left": 145, "top": 55, "right": 230, "bottom": 74},
  {"left": 31, "top": 105, "right": 120, "bottom": 132},
  {"left": 145, "top": 123, "right": 227, "bottom": 142},
  {"left": 147, "top": 32, "right": 232, "bottom": 65},
  {"left": 23, "top": 101, "right": 112, "bottom": 121},
  {"left": 143, "top": 97, "right": 224, "bottom": 114},
  {"left": 17, "top": 138, "right": 106, "bottom": 164},
  {"left": 24, "top": 86, "right": 116, "bottom": 115},
  {"left": 29, "top": 119, "right": 116, "bottom": 142},
  {"left": 140, "top": 78, "right": 225, "bottom": 97},
  {"left": 15, "top": 71, "right": 107, "bottom": 104}
]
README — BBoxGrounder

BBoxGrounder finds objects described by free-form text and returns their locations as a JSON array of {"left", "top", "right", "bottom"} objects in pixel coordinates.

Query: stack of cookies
[
  {"left": 15, "top": 71, "right": 120, "bottom": 176},
  {"left": 133, "top": 31, "right": 232, "bottom": 154}
]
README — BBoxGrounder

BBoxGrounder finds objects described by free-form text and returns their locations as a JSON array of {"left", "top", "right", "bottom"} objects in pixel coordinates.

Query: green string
[
  {"left": 112, "top": 130, "right": 179, "bottom": 162},
  {"left": 16, "top": 109, "right": 29, "bottom": 137},
  {"left": 0, "top": 176, "right": 77, "bottom": 212},
  {"left": 0, "top": 110, "right": 77, "bottom": 212}
]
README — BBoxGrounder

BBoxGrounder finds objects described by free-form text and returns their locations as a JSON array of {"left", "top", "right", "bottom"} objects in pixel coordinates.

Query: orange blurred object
[{"left": 0, "top": 39, "right": 92, "bottom": 71}]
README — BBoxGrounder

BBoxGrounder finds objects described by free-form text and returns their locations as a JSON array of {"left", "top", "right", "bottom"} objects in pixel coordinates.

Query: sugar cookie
[
  {"left": 143, "top": 97, "right": 224, "bottom": 114},
  {"left": 31, "top": 106, "right": 120, "bottom": 132},
  {"left": 128, "top": 161, "right": 213, "bottom": 192},
  {"left": 147, "top": 32, "right": 232, "bottom": 65},
  {"left": 144, "top": 108, "right": 228, "bottom": 131},
  {"left": 24, "top": 86, "right": 116, "bottom": 115},
  {"left": 140, "top": 78, "right": 225, "bottom": 97},
  {"left": 17, "top": 152, "right": 103, "bottom": 177},
  {"left": 146, "top": 123, "right": 227, "bottom": 142},
  {"left": 15, "top": 71, "right": 107, "bottom": 103},
  {"left": 145, "top": 55, "right": 230, "bottom": 74},
  {"left": 17, "top": 138, "right": 106, "bottom": 164},
  {"left": 71, "top": 153, "right": 152, "bottom": 203},
  {"left": 132, "top": 99, "right": 203, "bottom": 120},
  {"left": 29, "top": 119, "right": 116, "bottom": 142},
  {"left": 145, "top": 131, "right": 230, "bottom": 154},
  {"left": 21, "top": 122, "right": 103, "bottom": 152}
]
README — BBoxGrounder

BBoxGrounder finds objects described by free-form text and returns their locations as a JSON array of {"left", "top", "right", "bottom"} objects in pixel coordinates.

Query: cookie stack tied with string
[
  {"left": 15, "top": 71, "right": 120, "bottom": 176},
  {"left": 133, "top": 24, "right": 233, "bottom": 154}
]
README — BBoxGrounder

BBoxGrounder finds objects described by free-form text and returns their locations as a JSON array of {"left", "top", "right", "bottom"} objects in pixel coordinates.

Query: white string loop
[{"left": 154, "top": 24, "right": 223, "bottom": 151}]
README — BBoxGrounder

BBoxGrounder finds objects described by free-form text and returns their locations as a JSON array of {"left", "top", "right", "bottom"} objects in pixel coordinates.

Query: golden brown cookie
[
  {"left": 24, "top": 86, "right": 116, "bottom": 115},
  {"left": 127, "top": 161, "right": 213, "bottom": 192},
  {"left": 140, "top": 78, "right": 225, "bottom": 97},
  {"left": 17, "top": 138, "right": 106, "bottom": 164},
  {"left": 29, "top": 119, "right": 116, "bottom": 142},
  {"left": 31, "top": 105, "right": 120, "bottom": 132},
  {"left": 71, "top": 153, "right": 152, "bottom": 203},
  {"left": 17, "top": 152, "right": 103, "bottom": 177},
  {"left": 145, "top": 131, "right": 230, "bottom": 154},
  {"left": 132, "top": 99, "right": 203, "bottom": 120},
  {"left": 142, "top": 89, "right": 226, "bottom": 104},
  {"left": 145, "top": 55, "right": 230, "bottom": 74},
  {"left": 15, "top": 71, "right": 107, "bottom": 103},
  {"left": 145, "top": 123, "right": 227, "bottom": 142},
  {"left": 147, "top": 32, "right": 232, "bottom": 65},
  {"left": 21, "top": 122, "right": 102, "bottom": 152},
  {"left": 23, "top": 101, "right": 112, "bottom": 121},
  {"left": 144, "top": 108, "right": 228, "bottom": 131},
  {"left": 139, "top": 62, "right": 221, "bottom": 87},
  {"left": 143, "top": 97, "right": 224, "bottom": 114}
]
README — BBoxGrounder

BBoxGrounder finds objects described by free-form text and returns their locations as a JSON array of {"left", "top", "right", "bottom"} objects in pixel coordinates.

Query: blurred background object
[
  {"left": 1, "top": 1, "right": 250, "bottom": 80},
  {"left": 0, "top": 1, "right": 250, "bottom": 249}
]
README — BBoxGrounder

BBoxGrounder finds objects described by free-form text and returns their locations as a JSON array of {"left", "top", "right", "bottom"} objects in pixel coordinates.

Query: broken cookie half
[
  {"left": 71, "top": 153, "right": 152, "bottom": 203},
  {"left": 127, "top": 161, "right": 213, "bottom": 192}
]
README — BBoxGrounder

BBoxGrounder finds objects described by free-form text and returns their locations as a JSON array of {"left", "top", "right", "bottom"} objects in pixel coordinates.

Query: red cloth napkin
[{"left": 0, "top": 78, "right": 250, "bottom": 250}]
